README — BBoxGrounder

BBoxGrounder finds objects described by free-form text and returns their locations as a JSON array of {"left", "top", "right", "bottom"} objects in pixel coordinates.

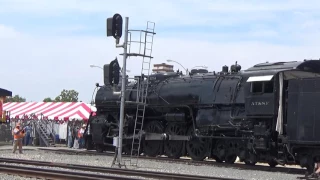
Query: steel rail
[
  {"left": 38, "top": 148, "right": 306, "bottom": 175},
  {"left": 0, "top": 157, "right": 238, "bottom": 180},
  {"left": 38, "top": 148, "right": 111, "bottom": 156},
  {"left": 0, "top": 163, "right": 137, "bottom": 180}
]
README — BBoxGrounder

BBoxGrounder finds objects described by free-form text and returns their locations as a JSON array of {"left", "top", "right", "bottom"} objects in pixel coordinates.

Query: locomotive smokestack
[{"left": 222, "top": 65, "right": 228, "bottom": 73}]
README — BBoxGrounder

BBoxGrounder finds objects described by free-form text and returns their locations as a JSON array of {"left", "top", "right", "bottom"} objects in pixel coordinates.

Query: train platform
[
  {"left": 0, "top": 145, "right": 37, "bottom": 151},
  {"left": 36, "top": 146, "right": 91, "bottom": 152},
  {"left": 0, "top": 144, "right": 87, "bottom": 152}
]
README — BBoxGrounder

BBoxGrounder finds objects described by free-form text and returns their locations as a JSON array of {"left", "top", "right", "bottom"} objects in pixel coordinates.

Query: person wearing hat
[
  {"left": 12, "top": 122, "right": 25, "bottom": 154},
  {"left": 77, "top": 124, "right": 86, "bottom": 149}
]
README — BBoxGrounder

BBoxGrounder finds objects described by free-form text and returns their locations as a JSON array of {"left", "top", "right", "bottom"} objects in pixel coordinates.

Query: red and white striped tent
[{"left": 3, "top": 102, "right": 96, "bottom": 121}]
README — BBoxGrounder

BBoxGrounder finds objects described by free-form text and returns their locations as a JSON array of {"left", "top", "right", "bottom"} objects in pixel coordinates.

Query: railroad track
[
  {"left": 37, "top": 148, "right": 111, "bottom": 156},
  {"left": 37, "top": 148, "right": 307, "bottom": 175},
  {"left": 0, "top": 157, "right": 236, "bottom": 180},
  {"left": 0, "top": 163, "right": 135, "bottom": 180}
]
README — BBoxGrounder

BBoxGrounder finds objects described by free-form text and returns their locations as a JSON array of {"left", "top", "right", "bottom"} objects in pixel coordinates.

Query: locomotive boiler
[{"left": 85, "top": 59, "right": 320, "bottom": 173}]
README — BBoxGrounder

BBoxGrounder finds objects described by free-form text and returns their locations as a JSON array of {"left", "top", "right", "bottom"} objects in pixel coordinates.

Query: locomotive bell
[{"left": 222, "top": 65, "right": 228, "bottom": 73}]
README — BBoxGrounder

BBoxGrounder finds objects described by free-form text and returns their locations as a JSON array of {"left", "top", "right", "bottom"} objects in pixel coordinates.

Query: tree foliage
[
  {"left": 54, "top": 89, "right": 79, "bottom": 102},
  {"left": 43, "top": 97, "right": 54, "bottom": 102},
  {"left": 4, "top": 95, "right": 26, "bottom": 103}
]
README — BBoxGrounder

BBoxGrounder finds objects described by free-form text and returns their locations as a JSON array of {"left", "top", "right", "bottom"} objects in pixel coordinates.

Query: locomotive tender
[{"left": 85, "top": 59, "right": 320, "bottom": 172}]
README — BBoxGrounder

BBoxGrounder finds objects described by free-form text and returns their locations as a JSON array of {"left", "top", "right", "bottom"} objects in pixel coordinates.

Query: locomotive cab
[{"left": 244, "top": 75, "right": 276, "bottom": 116}]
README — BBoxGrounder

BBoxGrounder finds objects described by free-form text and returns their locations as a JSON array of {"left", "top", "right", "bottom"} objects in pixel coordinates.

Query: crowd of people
[
  {"left": 0, "top": 120, "right": 88, "bottom": 154},
  {"left": 67, "top": 123, "right": 86, "bottom": 149}
]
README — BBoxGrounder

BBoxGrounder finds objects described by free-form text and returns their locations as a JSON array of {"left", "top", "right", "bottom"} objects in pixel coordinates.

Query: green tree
[
  {"left": 43, "top": 97, "right": 54, "bottom": 102},
  {"left": 54, "top": 89, "right": 79, "bottom": 102},
  {"left": 4, "top": 95, "right": 26, "bottom": 103}
]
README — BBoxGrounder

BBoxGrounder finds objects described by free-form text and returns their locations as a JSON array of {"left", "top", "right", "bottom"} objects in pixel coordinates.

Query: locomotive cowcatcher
[{"left": 84, "top": 59, "right": 320, "bottom": 173}]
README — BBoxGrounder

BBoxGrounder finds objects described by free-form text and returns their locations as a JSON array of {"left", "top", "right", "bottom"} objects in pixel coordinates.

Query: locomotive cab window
[
  {"left": 264, "top": 81, "right": 274, "bottom": 93},
  {"left": 252, "top": 81, "right": 263, "bottom": 93},
  {"left": 251, "top": 81, "right": 274, "bottom": 94}
]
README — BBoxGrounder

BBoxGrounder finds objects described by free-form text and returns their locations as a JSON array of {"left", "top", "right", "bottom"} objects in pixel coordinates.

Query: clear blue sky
[{"left": 1, "top": 0, "right": 320, "bottom": 102}]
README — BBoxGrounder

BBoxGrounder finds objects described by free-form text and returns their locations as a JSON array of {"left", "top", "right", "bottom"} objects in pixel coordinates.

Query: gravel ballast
[
  {"left": 0, "top": 173, "right": 37, "bottom": 180},
  {"left": 0, "top": 148, "right": 308, "bottom": 180}
]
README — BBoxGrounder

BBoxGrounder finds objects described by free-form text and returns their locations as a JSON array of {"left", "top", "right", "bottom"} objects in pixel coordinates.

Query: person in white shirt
[{"left": 77, "top": 124, "right": 86, "bottom": 149}]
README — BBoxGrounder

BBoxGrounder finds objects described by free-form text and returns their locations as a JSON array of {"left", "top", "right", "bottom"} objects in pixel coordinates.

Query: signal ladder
[{"left": 122, "top": 21, "right": 156, "bottom": 167}]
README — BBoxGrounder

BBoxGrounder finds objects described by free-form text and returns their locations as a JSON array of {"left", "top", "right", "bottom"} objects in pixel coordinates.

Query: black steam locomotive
[{"left": 85, "top": 59, "right": 320, "bottom": 173}]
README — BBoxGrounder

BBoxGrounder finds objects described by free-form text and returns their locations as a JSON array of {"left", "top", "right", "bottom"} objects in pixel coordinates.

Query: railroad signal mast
[{"left": 105, "top": 13, "right": 156, "bottom": 168}]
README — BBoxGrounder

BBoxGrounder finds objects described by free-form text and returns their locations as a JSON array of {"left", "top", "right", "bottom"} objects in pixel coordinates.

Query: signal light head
[
  {"left": 112, "top": 13, "right": 123, "bottom": 39},
  {"left": 106, "top": 13, "right": 123, "bottom": 40}
]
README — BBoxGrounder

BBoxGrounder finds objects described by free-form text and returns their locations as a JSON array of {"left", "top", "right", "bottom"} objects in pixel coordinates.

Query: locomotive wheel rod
[{"left": 145, "top": 133, "right": 191, "bottom": 141}]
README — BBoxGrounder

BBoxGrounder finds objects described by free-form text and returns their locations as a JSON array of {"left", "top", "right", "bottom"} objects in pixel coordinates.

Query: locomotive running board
[{"left": 122, "top": 132, "right": 190, "bottom": 141}]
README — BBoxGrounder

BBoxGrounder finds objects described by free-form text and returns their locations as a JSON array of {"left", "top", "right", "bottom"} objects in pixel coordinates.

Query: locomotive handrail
[
  {"left": 83, "top": 112, "right": 93, "bottom": 136},
  {"left": 231, "top": 76, "right": 243, "bottom": 103},
  {"left": 152, "top": 91, "right": 169, "bottom": 105}
]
